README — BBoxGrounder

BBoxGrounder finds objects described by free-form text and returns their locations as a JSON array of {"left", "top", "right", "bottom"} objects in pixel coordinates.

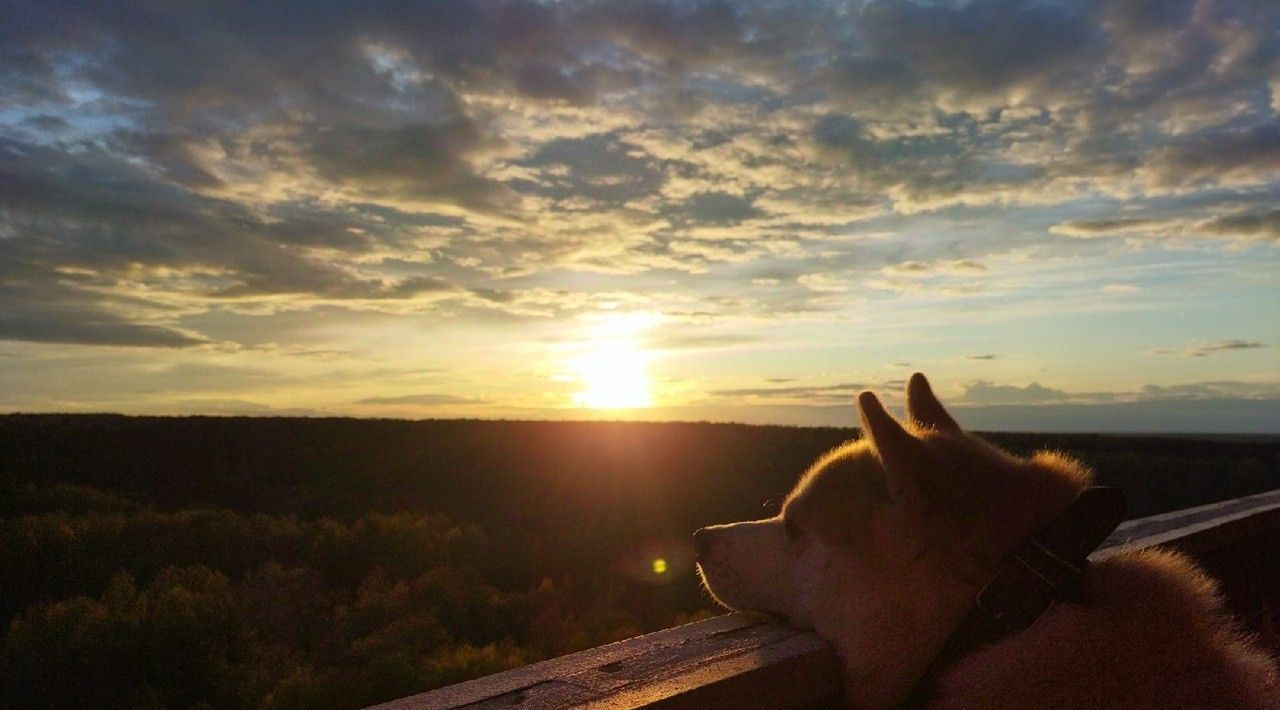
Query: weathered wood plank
[
  {"left": 458, "top": 681, "right": 600, "bottom": 710},
  {"left": 376, "top": 615, "right": 764, "bottom": 710},
  {"left": 1096, "top": 487, "right": 1280, "bottom": 557},
  {"left": 369, "top": 488, "right": 1280, "bottom": 710},
  {"left": 562, "top": 617, "right": 808, "bottom": 695},
  {"left": 578, "top": 633, "right": 840, "bottom": 710}
]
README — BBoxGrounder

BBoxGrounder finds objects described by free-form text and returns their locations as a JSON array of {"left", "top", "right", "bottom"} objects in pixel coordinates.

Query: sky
[{"left": 1, "top": 0, "right": 1277, "bottom": 432}]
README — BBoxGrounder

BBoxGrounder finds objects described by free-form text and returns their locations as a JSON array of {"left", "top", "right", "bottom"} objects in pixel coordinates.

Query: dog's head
[{"left": 695, "top": 373, "right": 1090, "bottom": 692}]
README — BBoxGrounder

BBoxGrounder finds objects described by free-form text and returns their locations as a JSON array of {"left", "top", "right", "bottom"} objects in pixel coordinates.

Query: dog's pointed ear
[
  {"left": 858, "top": 391, "right": 930, "bottom": 501},
  {"left": 906, "top": 372, "right": 960, "bottom": 434}
]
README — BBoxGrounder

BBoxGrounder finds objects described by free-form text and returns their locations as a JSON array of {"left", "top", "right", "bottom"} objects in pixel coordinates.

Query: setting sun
[{"left": 570, "top": 313, "right": 659, "bottom": 410}]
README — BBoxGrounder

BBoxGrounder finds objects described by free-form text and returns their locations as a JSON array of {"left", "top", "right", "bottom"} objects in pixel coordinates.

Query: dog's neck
[
  {"left": 825, "top": 461, "right": 1091, "bottom": 710},
  {"left": 824, "top": 558, "right": 983, "bottom": 710},
  {"left": 902, "top": 486, "right": 1127, "bottom": 708}
]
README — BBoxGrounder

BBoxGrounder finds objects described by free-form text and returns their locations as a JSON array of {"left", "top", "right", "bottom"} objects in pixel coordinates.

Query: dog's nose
[{"left": 693, "top": 527, "right": 712, "bottom": 556}]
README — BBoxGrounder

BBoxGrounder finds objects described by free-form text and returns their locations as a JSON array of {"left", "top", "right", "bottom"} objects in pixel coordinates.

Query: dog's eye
[{"left": 784, "top": 517, "right": 803, "bottom": 541}]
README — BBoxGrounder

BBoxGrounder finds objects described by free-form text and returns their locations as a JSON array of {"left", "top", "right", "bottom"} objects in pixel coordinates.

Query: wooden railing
[{"left": 371, "top": 488, "right": 1280, "bottom": 710}]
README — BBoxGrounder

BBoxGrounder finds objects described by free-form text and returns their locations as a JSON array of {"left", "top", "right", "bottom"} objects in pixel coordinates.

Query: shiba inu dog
[{"left": 694, "top": 373, "right": 1278, "bottom": 709}]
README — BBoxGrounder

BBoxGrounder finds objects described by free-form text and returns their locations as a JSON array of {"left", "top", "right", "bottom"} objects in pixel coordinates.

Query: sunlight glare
[{"left": 571, "top": 312, "right": 659, "bottom": 410}]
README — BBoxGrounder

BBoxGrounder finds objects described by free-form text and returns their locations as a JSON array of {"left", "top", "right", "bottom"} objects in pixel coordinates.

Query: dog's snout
[{"left": 693, "top": 527, "right": 712, "bottom": 556}]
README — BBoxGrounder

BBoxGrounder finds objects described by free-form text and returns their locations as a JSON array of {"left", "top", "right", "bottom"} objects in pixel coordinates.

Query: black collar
[{"left": 903, "top": 486, "right": 1128, "bottom": 708}]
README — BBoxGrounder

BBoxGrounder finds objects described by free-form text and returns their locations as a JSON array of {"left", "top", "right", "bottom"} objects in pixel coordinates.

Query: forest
[{"left": 1, "top": 414, "right": 1277, "bottom": 709}]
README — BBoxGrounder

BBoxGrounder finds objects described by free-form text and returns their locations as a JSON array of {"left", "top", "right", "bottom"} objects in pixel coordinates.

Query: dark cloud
[
  {"left": 1102, "top": 0, "right": 1197, "bottom": 38},
  {"left": 513, "top": 61, "right": 591, "bottom": 103},
  {"left": 1, "top": 1, "right": 575, "bottom": 111},
  {"left": 0, "top": 135, "right": 470, "bottom": 346},
  {"left": 0, "top": 137, "right": 369, "bottom": 269},
  {"left": 859, "top": 0, "right": 1102, "bottom": 102},
  {"left": 812, "top": 112, "right": 1037, "bottom": 206},
  {"left": 673, "top": 192, "right": 762, "bottom": 225},
  {"left": 308, "top": 120, "right": 515, "bottom": 210},
  {"left": 0, "top": 305, "right": 205, "bottom": 348},
  {"left": 519, "top": 132, "right": 665, "bottom": 204},
  {"left": 820, "top": 54, "right": 922, "bottom": 103},
  {"left": 1144, "top": 121, "right": 1280, "bottom": 188},
  {"left": 1200, "top": 210, "right": 1280, "bottom": 242},
  {"left": 20, "top": 114, "right": 70, "bottom": 132},
  {"left": 965, "top": 354, "right": 999, "bottom": 361},
  {"left": 814, "top": 115, "right": 883, "bottom": 167},
  {"left": 0, "top": 265, "right": 206, "bottom": 349},
  {"left": 1052, "top": 207, "right": 1280, "bottom": 244},
  {"left": 579, "top": 0, "right": 743, "bottom": 65},
  {"left": 110, "top": 131, "right": 225, "bottom": 190},
  {"left": 1154, "top": 340, "right": 1268, "bottom": 358}
]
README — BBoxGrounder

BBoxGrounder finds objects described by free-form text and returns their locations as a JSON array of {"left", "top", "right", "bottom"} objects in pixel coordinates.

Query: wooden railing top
[{"left": 371, "top": 487, "right": 1280, "bottom": 710}]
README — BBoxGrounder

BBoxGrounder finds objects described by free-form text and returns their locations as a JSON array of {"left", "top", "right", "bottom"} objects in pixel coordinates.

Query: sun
[
  {"left": 573, "top": 340, "right": 652, "bottom": 409},
  {"left": 570, "top": 313, "right": 658, "bottom": 410}
]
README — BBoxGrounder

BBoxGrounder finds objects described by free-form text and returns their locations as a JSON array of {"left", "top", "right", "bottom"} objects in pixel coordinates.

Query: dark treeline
[{"left": 1, "top": 415, "right": 1277, "bottom": 709}]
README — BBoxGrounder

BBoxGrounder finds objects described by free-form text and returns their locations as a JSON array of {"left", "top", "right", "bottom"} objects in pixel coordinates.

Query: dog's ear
[
  {"left": 858, "top": 391, "right": 930, "bottom": 501},
  {"left": 906, "top": 372, "right": 960, "bottom": 434}
]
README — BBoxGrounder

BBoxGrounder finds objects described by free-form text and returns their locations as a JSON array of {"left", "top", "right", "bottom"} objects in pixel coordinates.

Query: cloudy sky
[{"left": 1, "top": 0, "right": 1277, "bottom": 432}]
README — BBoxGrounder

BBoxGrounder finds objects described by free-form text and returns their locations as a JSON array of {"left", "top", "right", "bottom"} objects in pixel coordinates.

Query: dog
[{"left": 695, "top": 373, "right": 1278, "bottom": 709}]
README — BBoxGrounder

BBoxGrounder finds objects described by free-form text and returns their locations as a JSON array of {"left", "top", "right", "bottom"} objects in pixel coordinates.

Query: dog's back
[{"left": 933, "top": 547, "right": 1279, "bottom": 708}]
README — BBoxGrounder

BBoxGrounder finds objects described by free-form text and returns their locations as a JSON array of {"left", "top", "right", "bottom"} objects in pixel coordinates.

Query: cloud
[
  {"left": 710, "top": 383, "right": 868, "bottom": 403},
  {"left": 517, "top": 132, "right": 665, "bottom": 205},
  {"left": 1142, "top": 121, "right": 1280, "bottom": 189},
  {"left": 956, "top": 378, "right": 1280, "bottom": 406},
  {"left": 1049, "top": 218, "right": 1166, "bottom": 238},
  {"left": 307, "top": 120, "right": 515, "bottom": 211},
  {"left": 882, "top": 259, "right": 989, "bottom": 276},
  {"left": 579, "top": 0, "right": 744, "bottom": 65},
  {"left": 0, "top": 263, "right": 210, "bottom": 349},
  {"left": 0, "top": 306, "right": 206, "bottom": 348},
  {"left": 958, "top": 380, "right": 1070, "bottom": 405},
  {"left": 672, "top": 191, "right": 762, "bottom": 225},
  {"left": 648, "top": 333, "right": 762, "bottom": 350},
  {"left": 0, "top": 0, "right": 1276, "bottom": 379},
  {"left": 949, "top": 399, "right": 1280, "bottom": 434},
  {"left": 698, "top": 376, "right": 1280, "bottom": 432},
  {"left": 356, "top": 393, "right": 485, "bottom": 406},
  {"left": 965, "top": 354, "right": 999, "bottom": 361},
  {"left": 1051, "top": 209, "right": 1280, "bottom": 244},
  {"left": 1199, "top": 210, "right": 1280, "bottom": 243},
  {"left": 1154, "top": 340, "right": 1268, "bottom": 357},
  {"left": 615, "top": 397, "right": 1280, "bottom": 433},
  {"left": 858, "top": 0, "right": 1102, "bottom": 105},
  {"left": 513, "top": 61, "right": 592, "bottom": 104}
]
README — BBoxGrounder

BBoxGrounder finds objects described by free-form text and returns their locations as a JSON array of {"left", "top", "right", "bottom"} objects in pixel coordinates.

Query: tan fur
[{"left": 695, "top": 373, "right": 1279, "bottom": 709}]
